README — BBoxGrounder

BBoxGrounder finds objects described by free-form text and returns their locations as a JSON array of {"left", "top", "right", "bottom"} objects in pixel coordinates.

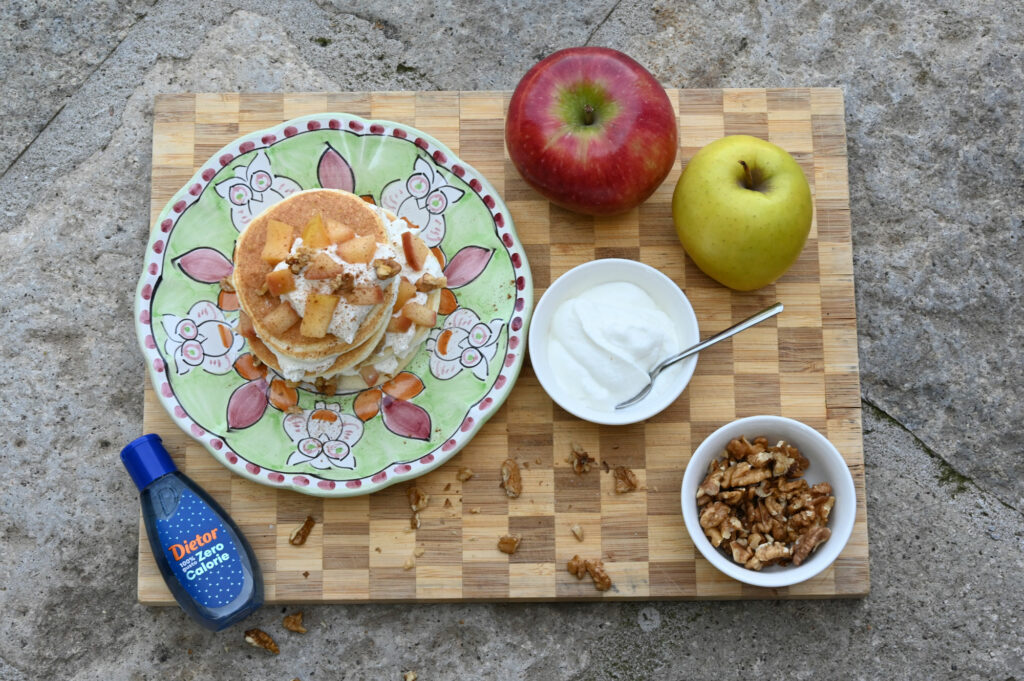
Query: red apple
[{"left": 505, "top": 47, "right": 678, "bottom": 216}]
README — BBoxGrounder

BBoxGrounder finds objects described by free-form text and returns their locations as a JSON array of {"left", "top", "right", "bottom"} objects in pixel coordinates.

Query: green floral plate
[{"left": 135, "top": 114, "right": 532, "bottom": 496}]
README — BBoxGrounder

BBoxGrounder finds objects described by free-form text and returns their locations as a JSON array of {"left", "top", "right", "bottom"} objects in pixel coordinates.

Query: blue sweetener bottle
[{"left": 121, "top": 434, "right": 263, "bottom": 631}]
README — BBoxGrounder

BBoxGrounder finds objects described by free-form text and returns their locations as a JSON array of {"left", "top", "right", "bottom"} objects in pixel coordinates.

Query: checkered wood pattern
[{"left": 139, "top": 89, "right": 869, "bottom": 603}]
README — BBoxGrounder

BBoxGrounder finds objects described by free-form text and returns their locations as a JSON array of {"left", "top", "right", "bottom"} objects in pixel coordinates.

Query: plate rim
[{"left": 135, "top": 111, "right": 533, "bottom": 497}]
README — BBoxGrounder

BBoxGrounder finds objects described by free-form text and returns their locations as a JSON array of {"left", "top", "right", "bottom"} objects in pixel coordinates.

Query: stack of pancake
[{"left": 234, "top": 188, "right": 446, "bottom": 390}]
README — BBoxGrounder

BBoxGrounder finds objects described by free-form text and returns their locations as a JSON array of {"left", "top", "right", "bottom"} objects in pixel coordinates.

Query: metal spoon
[{"left": 615, "top": 302, "right": 784, "bottom": 409}]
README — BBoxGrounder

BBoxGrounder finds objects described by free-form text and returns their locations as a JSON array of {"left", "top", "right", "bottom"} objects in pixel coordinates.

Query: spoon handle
[{"left": 651, "top": 302, "right": 784, "bottom": 376}]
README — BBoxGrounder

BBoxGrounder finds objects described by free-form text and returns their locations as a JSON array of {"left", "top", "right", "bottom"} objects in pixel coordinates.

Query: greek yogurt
[{"left": 546, "top": 281, "right": 677, "bottom": 412}]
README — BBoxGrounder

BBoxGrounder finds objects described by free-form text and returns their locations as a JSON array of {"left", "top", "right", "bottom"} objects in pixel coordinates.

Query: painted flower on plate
[
  {"left": 283, "top": 401, "right": 363, "bottom": 470},
  {"left": 215, "top": 150, "right": 301, "bottom": 231},
  {"left": 380, "top": 156, "right": 464, "bottom": 247},
  {"left": 162, "top": 301, "right": 244, "bottom": 375},
  {"left": 426, "top": 308, "right": 503, "bottom": 381}
]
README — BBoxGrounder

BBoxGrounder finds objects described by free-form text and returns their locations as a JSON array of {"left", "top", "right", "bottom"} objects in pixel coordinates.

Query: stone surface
[{"left": 1, "top": 0, "right": 1022, "bottom": 679}]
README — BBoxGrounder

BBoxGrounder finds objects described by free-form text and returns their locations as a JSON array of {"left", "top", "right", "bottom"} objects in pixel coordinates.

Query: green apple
[{"left": 672, "top": 135, "right": 812, "bottom": 291}]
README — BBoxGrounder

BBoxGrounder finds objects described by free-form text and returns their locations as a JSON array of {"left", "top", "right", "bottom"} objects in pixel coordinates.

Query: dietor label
[{"left": 155, "top": 488, "right": 244, "bottom": 608}]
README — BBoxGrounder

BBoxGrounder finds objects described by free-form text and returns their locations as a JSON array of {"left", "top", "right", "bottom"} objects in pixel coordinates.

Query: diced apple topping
[
  {"left": 344, "top": 285, "right": 385, "bottom": 306},
  {"left": 300, "top": 293, "right": 340, "bottom": 338},
  {"left": 387, "top": 314, "right": 413, "bottom": 333},
  {"left": 262, "top": 220, "right": 295, "bottom": 266},
  {"left": 401, "top": 301, "right": 437, "bottom": 327},
  {"left": 301, "top": 214, "right": 331, "bottom": 250},
  {"left": 338, "top": 235, "right": 376, "bottom": 264},
  {"left": 304, "top": 253, "right": 346, "bottom": 280},
  {"left": 393, "top": 277, "right": 417, "bottom": 312},
  {"left": 325, "top": 218, "right": 355, "bottom": 245},
  {"left": 262, "top": 302, "right": 301, "bottom": 336},
  {"left": 359, "top": 365, "right": 380, "bottom": 387},
  {"left": 401, "top": 231, "right": 430, "bottom": 271},
  {"left": 265, "top": 268, "right": 296, "bottom": 296},
  {"left": 415, "top": 273, "right": 447, "bottom": 292},
  {"left": 373, "top": 257, "right": 403, "bottom": 280}
]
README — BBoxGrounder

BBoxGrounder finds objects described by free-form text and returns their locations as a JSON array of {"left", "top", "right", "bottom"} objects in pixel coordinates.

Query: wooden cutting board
[{"left": 139, "top": 89, "right": 868, "bottom": 603}]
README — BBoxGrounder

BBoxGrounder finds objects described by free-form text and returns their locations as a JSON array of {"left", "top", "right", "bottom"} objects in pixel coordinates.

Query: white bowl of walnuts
[{"left": 680, "top": 415, "right": 856, "bottom": 588}]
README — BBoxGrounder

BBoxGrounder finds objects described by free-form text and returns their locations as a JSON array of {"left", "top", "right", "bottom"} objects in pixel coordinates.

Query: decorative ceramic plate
[{"left": 135, "top": 114, "right": 532, "bottom": 496}]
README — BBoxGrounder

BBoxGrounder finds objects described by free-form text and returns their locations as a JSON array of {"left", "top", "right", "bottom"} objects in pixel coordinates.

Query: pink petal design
[
  {"left": 175, "top": 248, "right": 234, "bottom": 284},
  {"left": 227, "top": 379, "right": 268, "bottom": 430},
  {"left": 443, "top": 246, "right": 493, "bottom": 288},
  {"left": 380, "top": 395, "right": 431, "bottom": 441},
  {"left": 318, "top": 143, "right": 355, "bottom": 192}
]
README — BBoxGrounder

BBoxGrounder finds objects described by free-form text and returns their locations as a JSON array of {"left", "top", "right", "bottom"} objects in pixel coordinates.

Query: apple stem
[
  {"left": 739, "top": 160, "right": 754, "bottom": 190},
  {"left": 583, "top": 104, "right": 595, "bottom": 126}
]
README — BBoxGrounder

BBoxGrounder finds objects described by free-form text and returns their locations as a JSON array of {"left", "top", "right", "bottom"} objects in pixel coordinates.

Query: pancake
[
  {"left": 233, "top": 192, "right": 448, "bottom": 387},
  {"left": 233, "top": 189, "right": 394, "bottom": 360}
]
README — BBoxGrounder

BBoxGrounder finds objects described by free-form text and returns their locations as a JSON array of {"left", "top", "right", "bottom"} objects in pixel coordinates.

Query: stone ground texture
[{"left": 1, "top": 0, "right": 1022, "bottom": 679}]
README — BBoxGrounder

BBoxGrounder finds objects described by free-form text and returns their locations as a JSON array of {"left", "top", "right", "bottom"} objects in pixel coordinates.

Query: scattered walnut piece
[
  {"left": 410, "top": 513, "right": 421, "bottom": 530},
  {"left": 373, "top": 257, "right": 403, "bottom": 279},
  {"left": 286, "top": 247, "right": 313, "bottom": 274},
  {"left": 403, "top": 556, "right": 415, "bottom": 570},
  {"left": 408, "top": 486, "right": 430, "bottom": 512},
  {"left": 456, "top": 467, "right": 475, "bottom": 482},
  {"left": 470, "top": 507, "right": 481, "bottom": 514},
  {"left": 570, "top": 524, "right": 584, "bottom": 542},
  {"left": 414, "top": 547, "right": 425, "bottom": 557},
  {"left": 613, "top": 466, "right": 639, "bottom": 494},
  {"left": 330, "top": 272, "right": 355, "bottom": 293},
  {"left": 314, "top": 376, "right": 337, "bottom": 396},
  {"left": 289, "top": 516, "right": 315, "bottom": 546},
  {"left": 568, "top": 443, "right": 595, "bottom": 474},
  {"left": 696, "top": 436, "right": 835, "bottom": 571},
  {"left": 283, "top": 612, "right": 307, "bottom": 634},
  {"left": 219, "top": 276, "right": 235, "bottom": 293},
  {"left": 415, "top": 273, "right": 447, "bottom": 292},
  {"left": 567, "top": 554, "right": 587, "bottom": 580},
  {"left": 585, "top": 559, "right": 613, "bottom": 591},
  {"left": 500, "top": 459, "right": 522, "bottom": 498},
  {"left": 497, "top": 534, "right": 522, "bottom": 554},
  {"left": 244, "top": 629, "right": 279, "bottom": 655}
]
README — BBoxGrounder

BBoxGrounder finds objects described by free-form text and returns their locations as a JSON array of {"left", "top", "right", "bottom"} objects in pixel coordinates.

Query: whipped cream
[
  {"left": 273, "top": 236, "right": 397, "bottom": 345},
  {"left": 267, "top": 208, "right": 444, "bottom": 381},
  {"left": 547, "top": 282, "right": 677, "bottom": 412}
]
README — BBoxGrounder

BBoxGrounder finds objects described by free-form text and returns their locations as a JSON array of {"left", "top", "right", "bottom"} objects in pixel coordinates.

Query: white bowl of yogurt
[{"left": 528, "top": 259, "right": 700, "bottom": 425}]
